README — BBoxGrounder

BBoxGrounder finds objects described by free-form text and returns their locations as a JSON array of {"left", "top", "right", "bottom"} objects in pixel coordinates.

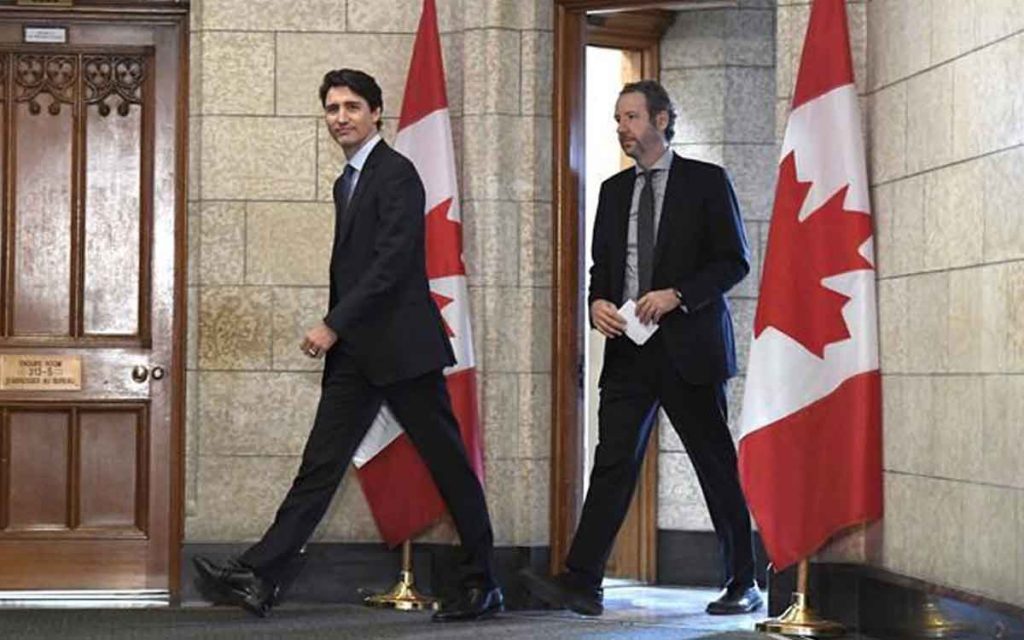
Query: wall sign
[
  {"left": 0, "top": 355, "right": 82, "bottom": 391},
  {"left": 24, "top": 27, "right": 68, "bottom": 44}
]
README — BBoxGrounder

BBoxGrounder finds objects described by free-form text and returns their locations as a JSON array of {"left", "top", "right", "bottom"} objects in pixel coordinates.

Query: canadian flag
[
  {"left": 352, "top": 0, "right": 485, "bottom": 547},
  {"left": 738, "top": 0, "right": 883, "bottom": 571}
]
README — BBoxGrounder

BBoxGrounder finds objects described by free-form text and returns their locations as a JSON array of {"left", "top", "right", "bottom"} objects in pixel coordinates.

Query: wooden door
[{"left": 0, "top": 8, "right": 185, "bottom": 601}]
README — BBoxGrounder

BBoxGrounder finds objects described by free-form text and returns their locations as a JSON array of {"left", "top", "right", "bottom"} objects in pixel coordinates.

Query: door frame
[
  {"left": 0, "top": 0, "right": 189, "bottom": 599},
  {"left": 550, "top": 0, "right": 676, "bottom": 580}
]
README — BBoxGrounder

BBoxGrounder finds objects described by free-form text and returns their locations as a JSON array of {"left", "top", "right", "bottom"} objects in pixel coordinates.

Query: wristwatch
[{"left": 673, "top": 288, "right": 689, "bottom": 314}]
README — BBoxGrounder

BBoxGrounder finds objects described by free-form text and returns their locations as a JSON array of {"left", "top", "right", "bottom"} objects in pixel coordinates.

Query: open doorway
[{"left": 553, "top": 0, "right": 775, "bottom": 587}]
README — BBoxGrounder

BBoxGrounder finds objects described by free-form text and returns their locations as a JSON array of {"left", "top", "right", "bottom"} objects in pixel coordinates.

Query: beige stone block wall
[
  {"left": 773, "top": 0, "right": 1024, "bottom": 606},
  {"left": 185, "top": 0, "right": 554, "bottom": 547}
]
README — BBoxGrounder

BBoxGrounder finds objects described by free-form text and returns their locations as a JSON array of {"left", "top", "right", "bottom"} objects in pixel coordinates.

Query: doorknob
[
  {"left": 131, "top": 365, "right": 149, "bottom": 383},
  {"left": 151, "top": 366, "right": 165, "bottom": 380}
]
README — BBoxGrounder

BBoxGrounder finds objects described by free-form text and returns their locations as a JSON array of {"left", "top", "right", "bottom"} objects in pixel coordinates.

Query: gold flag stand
[
  {"left": 756, "top": 560, "right": 845, "bottom": 637},
  {"left": 363, "top": 540, "right": 438, "bottom": 611}
]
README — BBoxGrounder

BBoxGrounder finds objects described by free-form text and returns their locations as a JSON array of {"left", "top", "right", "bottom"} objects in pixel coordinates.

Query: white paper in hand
[{"left": 619, "top": 299, "right": 659, "bottom": 346}]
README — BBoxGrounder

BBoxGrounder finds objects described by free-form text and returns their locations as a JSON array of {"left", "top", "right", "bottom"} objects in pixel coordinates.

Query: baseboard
[
  {"left": 182, "top": 542, "right": 549, "bottom": 611},
  {"left": 767, "top": 562, "right": 1024, "bottom": 637},
  {"left": 655, "top": 529, "right": 769, "bottom": 588}
]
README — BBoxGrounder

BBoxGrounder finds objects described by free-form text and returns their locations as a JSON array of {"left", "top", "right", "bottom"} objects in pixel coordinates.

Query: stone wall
[{"left": 185, "top": 0, "right": 554, "bottom": 548}]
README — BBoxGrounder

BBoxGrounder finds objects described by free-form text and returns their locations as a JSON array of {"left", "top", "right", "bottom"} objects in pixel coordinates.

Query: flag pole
[
  {"left": 755, "top": 559, "right": 844, "bottom": 637},
  {"left": 363, "top": 540, "right": 438, "bottom": 611}
]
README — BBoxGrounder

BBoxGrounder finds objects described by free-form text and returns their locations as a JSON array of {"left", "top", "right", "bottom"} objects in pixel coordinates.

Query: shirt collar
[
  {"left": 634, "top": 146, "right": 674, "bottom": 175},
  {"left": 346, "top": 133, "right": 382, "bottom": 172}
]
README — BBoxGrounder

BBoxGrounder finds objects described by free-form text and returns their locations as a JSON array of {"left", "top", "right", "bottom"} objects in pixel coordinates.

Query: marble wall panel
[
  {"left": 723, "top": 143, "right": 776, "bottom": 222},
  {"left": 198, "top": 286, "right": 273, "bottom": 370},
  {"left": 983, "top": 146, "right": 1024, "bottom": 263},
  {"left": 462, "top": 29, "right": 520, "bottom": 115},
  {"left": 663, "top": 68, "right": 726, "bottom": 144},
  {"left": 317, "top": 470, "right": 382, "bottom": 541},
  {"left": 185, "top": 372, "right": 199, "bottom": 516},
  {"left": 186, "top": 455, "right": 301, "bottom": 541},
  {"left": 346, "top": 0, "right": 462, "bottom": 33},
  {"left": 522, "top": 30, "right": 553, "bottom": 117},
  {"left": 199, "top": 371, "right": 321, "bottom": 456},
  {"left": 726, "top": 9, "right": 774, "bottom": 67},
  {"left": 867, "top": 0, "right": 932, "bottom": 90},
  {"left": 200, "top": 32, "right": 275, "bottom": 116},
  {"left": 981, "top": 376, "right": 1024, "bottom": 490},
  {"left": 245, "top": 202, "right": 333, "bottom": 286},
  {"left": 930, "top": 0, "right": 977, "bottom": 65},
  {"left": 930, "top": 376, "right": 983, "bottom": 482},
  {"left": 775, "top": 3, "right": 809, "bottom": 99},
  {"left": 271, "top": 287, "right": 330, "bottom": 372},
  {"left": 961, "top": 484, "right": 1019, "bottom": 602},
  {"left": 877, "top": 277, "right": 908, "bottom": 373},
  {"left": 486, "top": 458, "right": 549, "bottom": 545},
  {"left": 188, "top": 117, "right": 201, "bottom": 202},
  {"left": 886, "top": 175, "right": 926, "bottom": 277},
  {"left": 905, "top": 63, "right": 953, "bottom": 175},
  {"left": 657, "top": 452, "right": 712, "bottom": 531},
  {"left": 481, "top": 372, "right": 518, "bottom": 460},
  {"left": 462, "top": 0, "right": 552, "bottom": 31},
  {"left": 867, "top": 83, "right": 907, "bottom": 185},
  {"left": 460, "top": 115, "right": 550, "bottom": 202},
  {"left": 201, "top": 117, "right": 318, "bottom": 201},
  {"left": 661, "top": 9, "right": 726, "bottom": 70},
  {"left": 199, "top": 201, "right": 245, "bottom": 285},
  {"left": 519, "top": 201, "right": 552, "bottom": 288},
  {"left": 275, "top": 33, "right": 415, "bottom": 118},
  {"left": 476, "top": 286, "right": 551, "bottom": 373},
  {"left": 519, "top": 373, "right": 552, "bottom": 460},
  {"left": 952, "top": 35, "right": 1024, "bottom": 160},
  {"left": 200, "top": 0, "right": 347, "bottom": 32},
  {"left": 904, "top": 272, "right": 948, "bottom": 374},
  {"left": 975, "top": 0, "right": 1024, "bottom": 45},
  {"left": 725, "top": 67, "right": 775, "bottom": 144},
  {"left": 980, "top": 263, "right": 1012, "bottom": 373},
  {"left": 187, "top": 286, "right": 199, "bottom": 370},
  {"left": 922, "top": 160, "right": 983, "bottom": 271},
  {"left": 187, "top": 202, "right": 200, "bottom": 286},
  {"left": 462, "top": 200, "right": 519, "bottom": 287},
  {"left": 947, "top": 267, "right": 984, "bottom": 373}
]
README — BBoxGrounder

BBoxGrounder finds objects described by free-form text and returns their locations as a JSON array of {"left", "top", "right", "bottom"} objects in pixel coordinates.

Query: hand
[
  {"left": 300, "top": 322, "right": 338, "bottom": 359},
  {"left": 591, "top": 299, "right": 627, "bottom": 338},
  {"left": 635, "top": 289, "right": 681, "bottom": 325}
]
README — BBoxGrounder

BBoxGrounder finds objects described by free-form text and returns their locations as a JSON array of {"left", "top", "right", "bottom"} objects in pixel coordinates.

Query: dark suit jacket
[
  {"left": 588, "top": 153, "right": 750, "bottom": 385},
  {"left": 323, "top": 141, "right": 455, "bottom": 386}
]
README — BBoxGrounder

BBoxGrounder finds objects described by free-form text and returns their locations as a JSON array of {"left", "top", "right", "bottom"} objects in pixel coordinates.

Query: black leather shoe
[
  {"left": 705, "top": 584, "right": 763, "bottom": 615},
  {"left": 519, "top": 568, "right": 604, "bottom": 616},
  {"left": 193, "top": 556, "right": 278, "bottom": 618},
  {"left": 432, "top": 586, "right": 504, "bottom": 622}
]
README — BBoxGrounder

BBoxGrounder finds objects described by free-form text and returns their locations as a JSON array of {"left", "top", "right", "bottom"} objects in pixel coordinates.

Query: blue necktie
[{"left": 340, "top": 163, "right": 357, "bottom": 206}]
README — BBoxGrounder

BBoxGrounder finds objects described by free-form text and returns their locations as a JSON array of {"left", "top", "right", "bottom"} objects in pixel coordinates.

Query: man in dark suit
[
  {"left": 522, "top": 80, "right": 760, "bottom": 616},
  {"left": 193, "top": 68, "right": 502, "bottom": 622}
]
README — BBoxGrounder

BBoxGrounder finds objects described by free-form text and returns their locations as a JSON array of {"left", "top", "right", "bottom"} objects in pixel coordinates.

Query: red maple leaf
[
  {"left": 425, "top": 197, "right": 465, "bottom": 280},
  {"left": 754, "top": 152, "right": 874, "bottom": 358},
  {"left": 431, "top": 290, "right": 456, "bottom": 337}
]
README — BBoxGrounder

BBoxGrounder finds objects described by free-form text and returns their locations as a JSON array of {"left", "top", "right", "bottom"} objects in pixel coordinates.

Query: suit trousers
[
  {"left": 565, "top": 333, "right": 755, "bottom": 589},
  {"left": 240, "top": 353, "right": 495, "bottom": 588}
]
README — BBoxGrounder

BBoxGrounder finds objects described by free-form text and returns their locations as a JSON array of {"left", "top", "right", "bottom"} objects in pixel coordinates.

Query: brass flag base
[
  {"left": 363, "top": 540, "right": 438, "bottom": 611},
  {"left": 916, "top": 596, "right": 968, "bottom": 638},
  {"left": 756, "top": 592, "right": 845, "bottom": 637},
  {"left": 755, "top": 560, "right": 845, "bottom": 638}
]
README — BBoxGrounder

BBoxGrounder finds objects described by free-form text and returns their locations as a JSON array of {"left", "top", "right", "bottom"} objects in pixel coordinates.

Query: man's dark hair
[
  {"left": 319, "top": 68, "right": 384, "bottom": 130},
  {"left": 620, "top": 79, "right": 677, "bottom": 142}
]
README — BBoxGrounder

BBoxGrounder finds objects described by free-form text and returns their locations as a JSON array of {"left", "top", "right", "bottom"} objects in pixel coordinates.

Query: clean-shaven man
[
  {"left": 193, "top": 68, "right": 502, "bottom": 623},
  {"left": 522, "top": 80, "right": 761, "bottom": 616}
]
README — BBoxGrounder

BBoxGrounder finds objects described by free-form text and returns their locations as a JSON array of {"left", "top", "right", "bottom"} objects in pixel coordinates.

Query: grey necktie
[{"left": 637, "top": 169, "right": 659, "bottom": 295}]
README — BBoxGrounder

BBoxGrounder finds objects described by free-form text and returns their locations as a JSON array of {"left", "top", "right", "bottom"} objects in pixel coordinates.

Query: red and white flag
[
  {"left": 352, "top": 0, "right": 485, "bottom": 547},
  {"left": 738, "top": 0, "right": 882, "bottom": 571}
]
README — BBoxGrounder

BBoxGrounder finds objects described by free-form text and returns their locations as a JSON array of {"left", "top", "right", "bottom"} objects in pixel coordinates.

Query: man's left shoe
[
  {"left": 705, "top": 584, "right": 763, "bottom": 615},
  {"left": 432, "top": 586, "right": 504, "bottom": 622}
]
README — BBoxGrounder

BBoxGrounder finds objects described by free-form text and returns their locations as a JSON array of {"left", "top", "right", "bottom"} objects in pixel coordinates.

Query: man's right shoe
[
  {"left": 193, "top": 556, "right": 278, "bottom": 618},
  {"left": 518, "top": 568, "right": 603, "bottom": 616}
]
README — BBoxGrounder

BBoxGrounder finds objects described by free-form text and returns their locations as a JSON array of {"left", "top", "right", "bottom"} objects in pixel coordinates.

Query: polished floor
[{"left": 0, "top": 584, "right": 774, "bottom": 639}]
